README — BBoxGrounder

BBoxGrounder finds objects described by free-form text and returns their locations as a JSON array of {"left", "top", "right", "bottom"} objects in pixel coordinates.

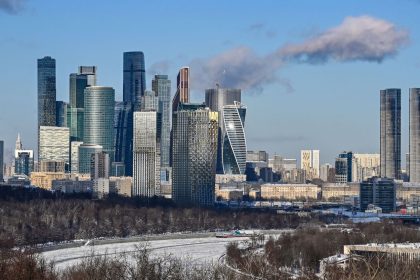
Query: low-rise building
[
  {"left": 344, "top": 243, "right": 420, "bottom": 261},
  {"left": 260, "top": 183, "right": 320, "bottom": 201},
  {"left": 30, "top": 172, "right": 68, "bottom": 190},
  {"left": 322, "top": 183, "right": 360, "bottom": 201},
  {"left": 109, "top": 176, "right": 132, "bottom": 197},
  {"left": 52, "top": 179, "right": 93, "bottom": 193}
]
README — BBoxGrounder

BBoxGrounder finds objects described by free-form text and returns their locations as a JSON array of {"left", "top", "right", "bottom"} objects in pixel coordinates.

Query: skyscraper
[
  {"left": 141, "top": 90, "right": 158, "bottom": 111},
  {"left": 172, "top": 67, "right": 190, "bottom": 113},
  {"left": 0, "top": 140, "right": 3, "bottom": 182},
  {"left": 221, "top": 102, "right": 247, "bottom": 174},
  {"left": 114, "top": 101, "right": 133, "bottom": 176},
  {"left": 133, "top": 111, "right": 161, "bottom": 197},
  {"left": 300, "top": 150, "right": 320, "bottom": 179},
  {"left": 78, "top": 66, "right": 97, "bottom": 86},
  {"left": 123, "top": 51, "right": 146, "bottom": 106},
  {"left": 39, "top": 126, "right": 70, "bottom": 169},
  {"left": 70, "top": 141, "right": 83, "bottom": 173},
  {"left": 205, "top": 87, "right": 243, "bottom": 174},
  {"left": 172, "top": 104, "right": 218, "bottom": 206},
  {"left": 410, "top": 88, "right": 420, "bottom": 182},
  {"left": 38, "top": 56, "right": 56, "bottom": 127},
  {"left": 84, "top": 86, "right": 115, "bottom": 163},
  {"left": 78, "top": 144, "right": 103, "bottom": 174},
  {"left": 380, "top": 89, "right": 401, "bottom": 179},
  {"left": 152, "top": 75, "right": 171, "bottom": 168},
  {"left": 91, "top": 151, "right": 110, "bottom": 180},
  {"left": 55, "top": 101, "right": 68, "bottom": 127}
]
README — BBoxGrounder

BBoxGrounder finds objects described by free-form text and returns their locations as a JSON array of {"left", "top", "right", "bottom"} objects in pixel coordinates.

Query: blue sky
[{"left": 0, "top": 0, "right": 419, "bottom": 166}]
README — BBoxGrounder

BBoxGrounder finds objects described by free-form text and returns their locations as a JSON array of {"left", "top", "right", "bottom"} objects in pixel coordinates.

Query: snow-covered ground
[{"left": 42, "top": 236, "right": 249, "bottom": 270}]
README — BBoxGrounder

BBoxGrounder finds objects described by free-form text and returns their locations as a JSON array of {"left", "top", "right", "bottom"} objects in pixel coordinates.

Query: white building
[
  {"left": 354, "top": 153, "right": 380, "bottom": 181},
  {"left": 300, "top": 150, "right": 320, "bottom": 179},
  {"left": 39, "top": 126, "right": 70, "bottom": 167},
  {"left": 133, "top": 111, "right": 161, "bottom": 197},
  {"left": 93, "top": 178, "right": 109, "bottom": 199},
  {"left": 70, "top": 141, "right": 83, "bottom": 173}
]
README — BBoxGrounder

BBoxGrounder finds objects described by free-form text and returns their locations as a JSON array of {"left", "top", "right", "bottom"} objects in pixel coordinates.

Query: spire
[{"left": 15, "top": 133, "right": 22, "bottom": 150}]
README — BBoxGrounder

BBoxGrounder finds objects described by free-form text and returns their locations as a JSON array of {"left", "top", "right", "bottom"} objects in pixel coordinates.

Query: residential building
[
  {"left": 30, "top": 172, "right": 68, "bottom": 190},
  {"left": 93, "top": 178, "right": 109, "bottom": 199},
  {"left": 109, "top": 176, "right": 132, "bottom": 197},
  {"left": 133, "top": 111, "right": 161, "bottom": 197},
  {"left": 300, "top": 150, "right": 320, "bottom": 179},
  {"left": 70, "top": 141, "right": 83, "bottom": 173},
  {"left": 354, "top": 153, "right": 380, "bottom": 181},
  {"left": 172, "top": 104, "right": 218, "bottom": 206},
  {"left": 260, "top": 183, "right": 321, "bottom": 201},
  {"left": 322, "top": 183, "right": 360, "bottom": 201},
  {"left": 380, "top": 89, "right": 401, "bottom": 179},
  {"left": 90, "top": 151, "right": 110, "bottom": 180}
]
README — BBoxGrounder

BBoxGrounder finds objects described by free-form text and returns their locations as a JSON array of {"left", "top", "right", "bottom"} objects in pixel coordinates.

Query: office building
[
  {"left": 55, "top": 101, "right": 68, "bottom": 127},
  {"left": 15, "top": 147, "right": 34, "bottom": 176},
  {"left": 109, "top": 176, "right": 132, "bottom": 197},
  {"left": 335, "top": 152, "right": 356, "bottom": 183},
  {"left": 39, "top": 160, "right": 66, "bottom": 172},
  {"left": 141, "top": 90, "right": 158, "bottom": 111},
  {"left": 152, "top": 75, "right": 171, "bottom": 168},
  {"left": 78, "top": 144, "right": 103, "bottom": 174},
  {"left": 380, "top": 89, "right": 401, "bottom": 179},
  {"left": 172, "top": 67, "right": 190, "bottom": 113},
  {"left": 0, "top": 140, "right": 3, "bottom": 182},
  {"left": 84, "top": 86, "right": 115, "bottom": 162},
  {"left": 360, "top": 177, "right": 396, "bottom": 213},
  {"left": 70, "top": 141, "right": 83, "bottom": 173},
  {"left": 114, "top": 101, "right": 134, "bottom": 176},
  {"left": 248, "top": 151, "right": 269, "bottom": 163},
  {"left": 37, "top": 56, "right": 56, "bottom": 127},
  {"left": 133, "top": 111, "right": 161, "bottom": 197},
  {"left": 78, "top": 66, "right": 97, "bottom": 86},
  {"left": 410, "top": 88, "right": 420, "bottom": 182},
  {"left": 91, "top": 151, "right": 110, "bottom": 180},
  {"left": 300, "top": 150, "right": 320, "bottom": 179},
  {"left": 205, "top": 87, "right": 243, "bottom": 174},
  {"left": 172, "top": 104, "right": 218, "bottom": 206},
  {"left": 39, "top": 126, "right": 70, "bottom": 169},
  {"left": 221, "top": 102, "right": 247, "bottom": 174},
  {"left": 123, "top": 51, "right": 146, "bottom": 106}
]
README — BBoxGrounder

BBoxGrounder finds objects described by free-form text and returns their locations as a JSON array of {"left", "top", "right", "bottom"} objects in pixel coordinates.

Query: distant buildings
[
  {"left": 260, "top": 183, "right": 320, "bottom": 201},
  {"left": 247, "top": 151, "right": 269, "bottom": 163},
  {"left": 55, "top": 101, "right": 68, "bottom": 127},
  {"left": 0, "top": 140, "right": 3, "bottom": 182},
  {"left": 380, "top": 89, "right": 401, "bottom": 179},
  {"left": 172, "top": 67, "right": 190, "bottom": 113},
  {"left": 70, "top": 141, "right": 83, "bottom": 173},
  {"left": 114, "top": 101, "right": 133, "bottom": 176},
  {"left": 133, "top": 111, "right": 161, "bottom": 197},
  {"left": 409, "top": 88, "right": 420, "bottom": 183},
  {"left": 353, "top": 153, "right": 380, "bottom": 181},
  {"left": 78, "top": 144, "right": 103, "bottom": 174},
  {"left": 91, "top": 151, "right": 110, "bottom": 180},
  {"left": 300, "top": 150, "right": 320, "bottom": 179},
  {"left": 123, "top": 51, "right": 146, "bottom": 107},
  {"left": 360, "top": 177, "right": 396, "bottom": 213},
  {"left": 172, "top": 104, "right": 218, "bottom": 206},
  {"left": 15, "top": 138, "right": 34, "bottom": 175}
]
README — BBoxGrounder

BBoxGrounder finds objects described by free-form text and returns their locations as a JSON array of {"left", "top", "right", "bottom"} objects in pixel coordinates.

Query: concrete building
[
  {"left": 380, "top": 89, "right": 401, "bottom": 179},
  {"left": 38, "top": 56, "right": 56, "bottom": 127},
  {"left": 93, "top": 178, "right": 109, "bottom": 199},
  {"left": 300, "top": 150, "right": 320, "bottom": 179},
  {"left": 260, "top": 183, "right": 321, "bottom": 201},
  {"left": 39, "top": 160, "right": 66, "bottom": 172},
  {"left": 322, "top": 183, "right": 360, "bottom": 201},
  {"left": 133, "top": 111, "right": 161, "bottom": 197},
  {"left": 38, "top": 126, "right": 70, "bottom": 169},
  {"left": 172, "top": 104, "right": 218, "bottom": 206},
  {"left": 354, "top": 153, "right": 380, "bottom": 182},
  {"left": 320, "top": 163, "right": 332, "bottom": 182},
  {"left": 360, "top": 177, "right": 396, "bottom": 213},
  {"left": 30, "top": 172, "right": 68, "bottom": 190},
  {"left": 109, "top": 176, "right": 132, "bottom": 197},
  {"left": 90, "top": 151, "right": 110, "bottom": 179},
  {"left": 247, "top": 151, "right": 269, "bottom": 163}
]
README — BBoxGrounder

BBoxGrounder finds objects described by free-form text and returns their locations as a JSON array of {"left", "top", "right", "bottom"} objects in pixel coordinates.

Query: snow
[{"left": 41, "top": 236, "right": 249, "bottom": 270}]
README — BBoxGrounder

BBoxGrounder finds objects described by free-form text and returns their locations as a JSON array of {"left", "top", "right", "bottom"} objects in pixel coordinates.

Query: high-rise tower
[
  {"left": 172, "top": 67, "right": 190, "bottom": 113},
  {"left": 409, "top": 88, "right": 420, "bottom": 182},
  {"left": 123, "top": 52, "right": 146, "bottom": 107},
  {"left": 37, "top": 56, "right": 56, "bottom": 127},
  {"left": 380, "top": 88, "right": 401, "bottom": 179}
]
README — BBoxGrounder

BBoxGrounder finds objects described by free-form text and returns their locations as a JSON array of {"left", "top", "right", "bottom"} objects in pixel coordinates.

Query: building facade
[
  {"left": 410, "top": 88, "right": 420, "bottom": 182},
  {"left": 172, "top": 104, "right": 218, "bottom": 206},
  {"left": 172, "top": 67, "right": 190, "bottom": 113},
  {"left": 260, "top": 183, "right": 321, "bottom": 201},
  {"left": 38, "top": 56, "right": 56, "bottom": 127},
  {"left": 91, "top": 151, "right": 110, "bottom": 180},
  {"left": 152, "top": 75, "right": 171, "bottom": 168},
  {"left": 78, "top": 144, "right": 103, "bottom": 174},
  {"left": 123, "top": 51, "right": 146, "bottom": 106},
  {"left": 133, "top": 111, "right": 161, "bottom": 197},
  {"left": 0, "top": 140, "right": 3, "bottom": 182},
  {"left": 300, "top": 150, "right": 320, "bottom": 179},
  {"left": 380, "top": 89, "right": 401, "bottom": 179},
  {"left": 38, "top": 126, "right": 70, "bottom": 170},
  {"left": 360, "top": 177, "right": 396, "bottom": 213},
  {"left": 84, "top": 86, "right": 115, "bottom": 162}
]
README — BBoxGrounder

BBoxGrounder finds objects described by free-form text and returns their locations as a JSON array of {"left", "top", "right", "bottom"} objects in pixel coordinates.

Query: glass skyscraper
[
  {"left": 205, "top": 87, "right": 243, "bottom": 174},
  {"left": 380, "top": 89, "right": 401, "bottom": 179},
  {"left": 410, "top": 88, "right": 420, "bottom": 182},
  {"left": 152, "top": 75, "right": 171, "bottom": 168},
  {"left": 84, "top": 86, "right": 115, "bottom": 162},
  {"left": 0, "top": 140, "right": 3, "bottom": 182},
  {"left": 55, "top": 101, "right": 68, "bottom": 127},
  {"left": 114, "top": 101, "right": 133, "bottom": 176},
  {"left": 221, "top": 102, "right": 247, "bottom": 174},
  {"left": 123, "top": 51, "right": 146, "bottom": 106},
  {"left": 37, "top": 56, "right": 56, "bottom": 127},
  {"left": 172, "top": 104, "right": 218, "bottom": 206},
  {"left": 172, "top": 67, "right": 190, "bottom": 113},
  {"left": 39, "top": 126, "right": 70, "bottom": 169}
]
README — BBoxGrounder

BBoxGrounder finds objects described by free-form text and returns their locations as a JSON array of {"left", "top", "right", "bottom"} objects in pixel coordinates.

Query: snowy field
[{"left": 42, "top": 235, "right": 249, "bottom": 270}]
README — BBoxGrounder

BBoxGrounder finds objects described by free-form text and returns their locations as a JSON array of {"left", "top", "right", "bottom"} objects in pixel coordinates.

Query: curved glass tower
[
  {"left": 222, "top": 101, "right": 247, "bottom": 174},
  {"left": 84, "top": 86, "right": 115, "bottom": 162}
]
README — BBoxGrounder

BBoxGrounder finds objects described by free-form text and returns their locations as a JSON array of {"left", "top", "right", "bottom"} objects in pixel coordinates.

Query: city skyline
[{"left": 1, "top": 1, "right": 420, "bottom": 165}]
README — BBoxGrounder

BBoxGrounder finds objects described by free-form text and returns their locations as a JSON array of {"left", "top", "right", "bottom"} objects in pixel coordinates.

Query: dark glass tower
[
  {"left": 380, "top": 89, "right": 401, "bottom": 179},
  {"left": 123, "top": 52, "right": 146, "bottom": 107},
  {"left": 114, "top": 101, "right": 134, "bottom": 176},
  {"left": 410, "top": 88, "right": 420, "bottom": 182},
  {"left": 37, "top": 56, "right": 56, "bottom": 127},
  {"left": 0, "top": 140, "right": 3, "bottom": 182}
]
